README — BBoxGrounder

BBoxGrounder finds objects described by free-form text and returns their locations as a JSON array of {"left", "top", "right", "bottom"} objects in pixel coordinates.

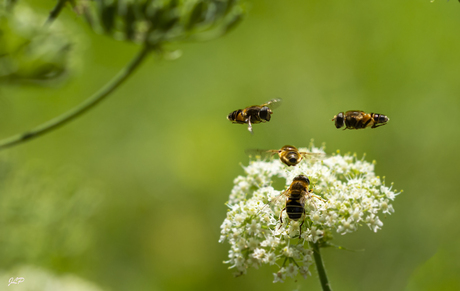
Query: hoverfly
[
  {"left": 246, "top": 145, "right": 323, "bottom": 167},
  {"left": 263, "top": 175, "right": 325, "bottom": 238},
  {"left": 267, "top": 145, "right": 323, "bottom": 167},
  {"left": 332, "top": 111, "right": 389, "bottom": 130},
  {"left": 227, "top": 99, "right": 281, "bottom": 134}
]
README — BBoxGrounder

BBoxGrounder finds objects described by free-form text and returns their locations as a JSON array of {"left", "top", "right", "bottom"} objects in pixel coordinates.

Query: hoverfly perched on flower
[
  {"left": 264, "top": 175, "right": 326, "bottom": 238},
  {"left": 267, "top": 145, "right": 324, "bottom": 167},
  {"left": 332, "top": 111, "right": 389, "bottom": 130},
  {"left": 227, "top": 99, "right": 281, "bottom": 134},
  {"left": 246, "top": 145, "right": 324, "bottom": 167}
]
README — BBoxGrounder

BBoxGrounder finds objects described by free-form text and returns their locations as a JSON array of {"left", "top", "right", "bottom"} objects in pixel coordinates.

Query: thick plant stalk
[
  {"left": 0, "top": 45, "right": 152, "bottom": 151},
  {"left": 310, "top": 242, "right": 332, "bottom": 291}
]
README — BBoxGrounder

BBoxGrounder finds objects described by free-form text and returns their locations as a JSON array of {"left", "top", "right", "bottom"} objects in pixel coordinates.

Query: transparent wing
[
  {"left": 299, "top": 151, "right": 326, "bottom": 159},
  {"left": 345, "top": 110, "right": 364, "bottom": 120},
  {"left": 257, "top": 189, "right": 287, "bottom": 216},
  {"left": 261, "top": 98, "right": 282, "bottom": 109},
  {"left": 245, "top": 148, "right": 279, "bottom": 159}
]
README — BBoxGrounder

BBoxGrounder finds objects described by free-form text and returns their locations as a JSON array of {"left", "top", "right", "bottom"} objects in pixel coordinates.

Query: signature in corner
[{"left": 8, "top": 277, "right": 24, "bottom": 287}]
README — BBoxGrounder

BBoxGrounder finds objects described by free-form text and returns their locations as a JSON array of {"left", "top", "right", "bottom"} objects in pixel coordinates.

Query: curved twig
[{"left": 0, "top": 45, "right": 153, "bottom": 151}]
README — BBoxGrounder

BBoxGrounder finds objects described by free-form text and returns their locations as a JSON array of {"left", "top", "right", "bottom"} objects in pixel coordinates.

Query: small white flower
[
  {"left": 248, "top": 237, "right": 260, "bottom": 250},
  {"left": 273, "top": 269, "right": 286, "bottom": 283},
  {"left": 282, "top": 246, "right": 295, "bottom": 257},
  {"left": 260, "top": 236, "right": 281, "bottom": 249},
  {"left": 301, "top": 226, "right": 323, "bottom": 243},
  {"left": 337, "top": 217, "right": 357, "bottom": 235},
  {"left": 265, "top": 252, "right": 278, "bottom": 265},
  {"left": 285, "top": 263, "right": 299, "bottom": 278},
  {"left": 252, "top": 248, "right": 266, "bottom": 261},
  {"left": 234, "top": 213, "right": 247, "bottom": 226},
  {"left": 300, "top": 265, "right": 312, "bottom": 279},
  {"left": 349, "top": 207, "right": 363, "bottom": 222},
  {"left": 247, "top": 220, "right": 262, "bottom": 235},
  {"left": 365, "top": 213, "right": 384, "bottom": 232}
]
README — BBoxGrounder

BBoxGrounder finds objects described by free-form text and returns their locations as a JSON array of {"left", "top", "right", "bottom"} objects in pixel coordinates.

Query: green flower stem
[
  {"left": 0, "top": 45, "right": 153, "bottom": 151},
  {"left": 310, "top": 242, "right": 332, "bottom": 291},
  {"left": 45, "top": 0, "right": 68, "bottom": 25}
]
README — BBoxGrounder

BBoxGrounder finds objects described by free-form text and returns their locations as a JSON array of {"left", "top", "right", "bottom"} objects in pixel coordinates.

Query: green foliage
[
  {"left": 0, "top": 158, "right": 104, "bottom": 269},
  {"left": 75, "top": 0, "right": 245, "bottom": 47},
  {"left": 0, "top": 265, "right": 104, "bottom": 290},
  {"left": 0, "top": 4, "right": 75, "bottom": 84}
]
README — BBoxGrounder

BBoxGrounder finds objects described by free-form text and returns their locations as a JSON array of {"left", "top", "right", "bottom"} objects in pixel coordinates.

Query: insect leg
[
  {"left": 311, "top": 193, "right": 326, "bottom": 202},
  {"left": 278, "top": 207, "right": 286, "bottom": 229},
  {"left": 372, "top": 123, "right": 387, "bottom": 128},
  {"left": 307, "top": 188, "right": 318, "bottom": 209},
  {"left": 299, "top": 208, "right": 306, "bottom": 238},
  {"left": 247, "top": 116, "right": 253, "bottom": 134}
]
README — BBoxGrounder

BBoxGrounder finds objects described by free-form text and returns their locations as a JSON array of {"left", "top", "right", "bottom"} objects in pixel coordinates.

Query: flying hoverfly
[
  {"left": 227, "top": 99, "right": 281, "bottom": 134},
  {"left": 332, "top": 111, "right": 389, "bottom": 130}
]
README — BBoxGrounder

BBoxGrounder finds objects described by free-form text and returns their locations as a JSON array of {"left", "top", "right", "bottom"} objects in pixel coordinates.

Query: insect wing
[
  {"left": 345, "top": 110, "right": 364, "bottom": 119},
  {"left": 345, "top": 110, "right": 363, "bottom": 115},
  {"left": 299, "top": 192, "right": 308, "bottom": 206},
  {"left": 245, "top": 148, "right": 272, "bottom": 158},
  {"left": 299, "top": 151, "right": 326, "bottom": 160},
  {"left": 257, "top": 189, "right": 286, "bottom": 217},
  {"left": 245, "top": 148, "right": 280, "bottom": 159},
  {"left": 261, "top": 98, "right": 282, "bottom": 110}
]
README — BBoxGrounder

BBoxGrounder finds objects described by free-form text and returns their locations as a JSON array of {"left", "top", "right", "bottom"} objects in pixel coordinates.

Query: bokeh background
[{"left": 1, "top": 0, "right": 460, "bottom": 290}]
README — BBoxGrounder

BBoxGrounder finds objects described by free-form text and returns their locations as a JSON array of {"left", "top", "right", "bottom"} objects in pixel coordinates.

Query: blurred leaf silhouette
[
  {"left": 0, "top": 157, "right": 104, "bottom": 269},
  {"left": 0, "top": 4, "right": 77, "bottom": 84}
]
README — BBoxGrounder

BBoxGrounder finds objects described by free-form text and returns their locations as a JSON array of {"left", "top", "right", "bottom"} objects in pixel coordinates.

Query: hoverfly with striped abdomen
[
  {"left": 227, "top": 99, "right": 281, "bottom": 134},
  {"left": 246, "top": 145, "right": 324, "bottom": 167},
  {"left": 263, "top": 175, "right": 325, "bottom": 238},
  {"left": 267, "top": 145, "right": 324, "bottom": 167},
  {"left": 332, "top": 111, "right": 389, "bottom": 130}
]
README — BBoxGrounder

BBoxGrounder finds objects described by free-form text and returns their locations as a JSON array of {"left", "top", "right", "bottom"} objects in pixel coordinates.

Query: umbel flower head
[
  {"left": 75, "top": 0, "right": 245, "bottom": 47},
  {"left": 219, "top": 142, "right": 401, "bottom": 282}
]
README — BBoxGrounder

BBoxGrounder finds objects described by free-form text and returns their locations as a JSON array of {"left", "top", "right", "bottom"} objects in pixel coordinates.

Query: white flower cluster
[{"left": 219, "top": 143, "right": 400, "bottom": 282}]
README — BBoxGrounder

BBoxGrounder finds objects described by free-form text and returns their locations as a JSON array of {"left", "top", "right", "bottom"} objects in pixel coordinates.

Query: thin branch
[
  {"left": 0, "top": 45, "right": 153, "bottom": 151},
  {"left": 310, "top": 242, "right": 332, "bottom": 291},
  {"left": 45, "top": 0, "right": 68, "bottom": 26}
]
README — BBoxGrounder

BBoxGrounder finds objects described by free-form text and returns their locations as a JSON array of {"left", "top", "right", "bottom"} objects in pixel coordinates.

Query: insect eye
[
  {"left": 335, "top": 112, "right": 344, "bottom": 128},
  {"left": 259, "top": 107, "right": 271, "bottom": 121},
  {"left": 287, "top": 152, "right": 298, "bottom": 163},
  {"left": 379, "top": 115, "right": 388, "bottom": 123},
  {"left": 294, "top": 175, "right": 310, "bottom": 184}
]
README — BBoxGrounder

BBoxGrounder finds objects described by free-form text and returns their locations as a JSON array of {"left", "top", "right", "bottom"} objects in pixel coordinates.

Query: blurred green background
[{"left": 1, "top": 0, "right": 460, "bottom": 290}]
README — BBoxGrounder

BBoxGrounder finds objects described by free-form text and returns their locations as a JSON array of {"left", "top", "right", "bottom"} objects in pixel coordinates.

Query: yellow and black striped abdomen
[
  {"left": 342, "top": 111, "right": 389, "bottom": 129},
  {"left": 286, "top": 198, "right": 304, "bottom": 221},
  {"left": 227, "top": 109, "right": 247, "bottom": 124},
  {"left": 369, "top": 113, "right": 389, "bottom": 127}
]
